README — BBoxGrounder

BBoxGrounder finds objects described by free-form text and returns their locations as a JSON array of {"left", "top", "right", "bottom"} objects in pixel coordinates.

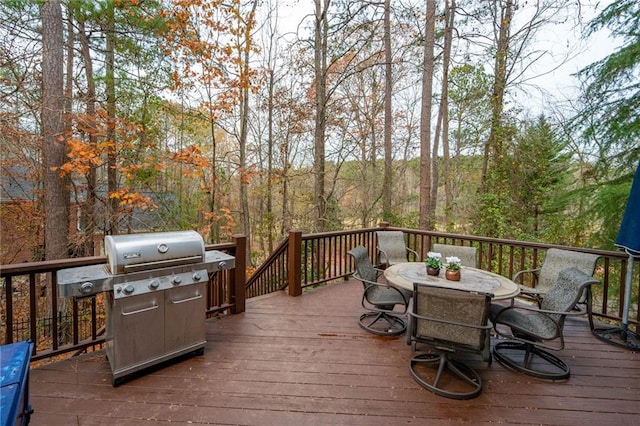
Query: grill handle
[
  {"left": 122, "top": 255, "right": 203, "bottom": 273},
  {"left": 121, "top": 303, "right": 159, "bottom": 316},
  {"left": 170, "top": 294, "right": 203, "bottom": 304}
]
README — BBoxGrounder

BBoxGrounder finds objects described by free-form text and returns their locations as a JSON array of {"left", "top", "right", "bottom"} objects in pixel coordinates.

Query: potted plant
[
  {"left": 424, "top": 252, "right": 442, "bottom": 276},
  {"left": 444, "top": 256, "right": 462, "bottom": 281}
]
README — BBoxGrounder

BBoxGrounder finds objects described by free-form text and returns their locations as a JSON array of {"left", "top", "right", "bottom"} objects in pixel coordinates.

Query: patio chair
[
  {"left": 376, "top": 230, "right": 418, "bottom": 268},
  {"left": 512, "top": 248, "right": 600, "bottom": 307},
  {"left": 432, "top": 243, "right": 477, "bottom": 268},
  {"left": 490, "top": 267, "right": 600, "bottom": 380},
  {"left": 407, "top": 283, "right": 493, "bottom": 400},
  {"left": 347, "top": 245, "right": 411, "bottom": 336}
]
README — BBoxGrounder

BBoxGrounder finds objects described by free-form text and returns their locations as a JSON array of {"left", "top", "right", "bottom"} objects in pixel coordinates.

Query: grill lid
[
  {"left": 106, "top": 230, "right": 205, "bottom": 275},
  {"left": 57, "top": 231, "right": 235, "bottom": 299}
]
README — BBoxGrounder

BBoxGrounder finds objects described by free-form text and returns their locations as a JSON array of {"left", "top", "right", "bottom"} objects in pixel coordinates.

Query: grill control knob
[
  {"left": 218, "top": 261, "right": 227, "bottom": 269},
  {"left": 192, "top": 271, "right": 203, "bottom": 281},
  {"left": 80, "top": 282, "right": 94, "bottom": 294},
  {"left": 123, "top": 284, "right": 135, "bottom": 294},
  {"left": 172, "top": 276, "right": 182, "bottom": 285},
  {"left": 148, "top": 279, "right": 160, "bottom": 290}
]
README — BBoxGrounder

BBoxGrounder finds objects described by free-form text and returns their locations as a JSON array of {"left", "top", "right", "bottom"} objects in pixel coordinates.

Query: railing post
[
  {"left": 4, "top": 276, "right": 14, "bottom": 344},
  {"left": 232, "top": 234, "right": 247, "bottom": 314},
  {"left": 288, "top": 229, "right": 302, "bottom": 297}
]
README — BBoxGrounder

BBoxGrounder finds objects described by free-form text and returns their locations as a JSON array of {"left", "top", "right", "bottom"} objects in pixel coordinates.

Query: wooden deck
[{"left": 29, "top": 279, "right": 639, "bottom": 425}]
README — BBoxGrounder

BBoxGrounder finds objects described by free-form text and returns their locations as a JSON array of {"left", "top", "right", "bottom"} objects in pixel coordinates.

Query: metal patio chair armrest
[
  {"left": 494, "top": 303, "right": 590, "bottom": 325},
  {"left": 361, "top": 280, "right": 410, "bottom": 314},
  {"left": 512, "top": 267, "right": 541, "bottom": 285},
  {"left": 512, "top": 268, "right": 543, "bottom": 306},
  {"left": 376, "top": 247, "right": 389, "bottom": 265},
  {"left": 406, "top": 297, "right": 414, "bottom": 345},
  {"left": 406, "top": 247, "right": 419, "bottom": 261},
  {"left": 352, "top": 269, "right": 381, "bottom": 284},
  {"left": 409, "top": 312, "right": 493, "bottom": 331},
  {"left": 355, "top": 266, "right": 385, "bottom": 279}
]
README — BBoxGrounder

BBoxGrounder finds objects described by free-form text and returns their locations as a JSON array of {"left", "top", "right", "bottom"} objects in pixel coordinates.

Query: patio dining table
[{"left": 383, "top": 262, "right": 520, "bottom": 300}]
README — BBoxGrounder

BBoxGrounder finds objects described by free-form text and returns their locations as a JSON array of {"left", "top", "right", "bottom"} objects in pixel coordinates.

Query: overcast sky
[
  {"left": 275, "top": 1, "right": 620, "bottom": 117},
  {"left": 518, "top": 1, "right": 621, "bottom": 114}
]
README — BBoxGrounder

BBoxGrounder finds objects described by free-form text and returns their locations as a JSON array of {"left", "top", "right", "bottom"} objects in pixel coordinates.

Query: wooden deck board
[{"left": 28, "top": 279, "right": 640, "bottom": 425}]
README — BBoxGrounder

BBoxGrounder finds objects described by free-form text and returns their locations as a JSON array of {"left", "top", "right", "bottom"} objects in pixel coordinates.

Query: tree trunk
[
  {"left": 41, "top": 0, "right": 69, "bottom": 261},
  {"left": 209, "top": 120, "right": 218, "bottom": 243},
  {"left": 382, "top": 0, "right": 393, "bottom": 221},
  {"left": 63, "top": 9, "right": 76, "bottom": 253},
  {"left": 280, "top": 134, "right": 290, "bottom": 236},
  {"left": 78, "top": 18, "right": 98, "bottom": 255},
  {"left": 105, "top": 2, "right": 118, "bottom": 234},
  {"left": 438, "top": 0, "right": 455, "bottom": 226},
  {"left": 313, "top": 0, "right": 329, "bottom": 232},
  {"left": 419, "top": 0, "right": 436, "bottom": 231},
  {"left": 238, "top": 0, "right": 258, "bottom": 261},
  {"left": 481, "top": 0, "right": 512, "bottom": 191},
  {"left": 266, "top": 45, "right": 275, "bottom": 253}
]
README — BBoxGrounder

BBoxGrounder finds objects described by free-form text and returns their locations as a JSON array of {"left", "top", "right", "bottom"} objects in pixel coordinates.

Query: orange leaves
[
  {"left": 120, "top": 159, "right": 165, "bottom": 181},
  {"left": 158, "top": 0, "right": 257, "bottom": 118},
  {"left": 171, "top": 145, "right": 211, "bottom": 177},
  {"left": 239, "top": 166, "right": 258, "bottom": 185},
  {"left": 202, "top": 206, "right": 236, "bottom": 238},
  {"left": 58, "top": 109, "right": 139, "bottom": 177},
  {"left": 109, "top": 188, "right": 155, "bottom": 210},
  {"left": 58, "top": 138, "right": 108, "bottom": 176}
]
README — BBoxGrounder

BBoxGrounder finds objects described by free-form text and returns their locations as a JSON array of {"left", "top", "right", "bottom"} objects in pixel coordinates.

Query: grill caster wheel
[
  {"left": 194, "top": 348, "right": 205, "bottom": 356},
  {"left": 113, "top": 377, "right": 125, "bottom": 387}
]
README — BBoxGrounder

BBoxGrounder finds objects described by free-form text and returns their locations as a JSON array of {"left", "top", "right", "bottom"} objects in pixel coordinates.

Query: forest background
[{"left": 1, "top": 0, "right": 638, "bottom": 267}]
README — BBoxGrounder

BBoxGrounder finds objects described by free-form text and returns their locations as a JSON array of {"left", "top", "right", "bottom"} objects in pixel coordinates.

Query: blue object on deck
[
  {"left": 594, "top": 161, "right": 640, "bottom": 350},
  {"left": 0, "top": 340, "right": 34, "bottom": 425},
  {"left": 615, "top": 161, "right": 640, "bottom": 256}
]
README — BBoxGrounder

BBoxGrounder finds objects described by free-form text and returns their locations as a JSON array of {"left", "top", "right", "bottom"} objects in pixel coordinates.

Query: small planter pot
[
  {"left": 445, "top": 269, "right": 461, "bottom": 281},
  {"left": 426, "top": 266, "right": 440, "bottom": 276}
]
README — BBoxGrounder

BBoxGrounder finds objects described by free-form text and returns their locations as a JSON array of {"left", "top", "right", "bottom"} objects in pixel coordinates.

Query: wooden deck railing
[
  {"left": 2, "top": 227, "right": 637, "bottom": 363},
  {"left": 0, "top": 235, "right": 246, "bottom": 361},
  {"left": 246, "top": 223, "right": 638, "bottom": 331},
  {"left": 244, "top": 228, "right": 379, "bottom": 296}
]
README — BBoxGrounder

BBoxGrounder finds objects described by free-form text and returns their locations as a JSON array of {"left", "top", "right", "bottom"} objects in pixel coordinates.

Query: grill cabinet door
[
  {"left": 106, "top": 291, "right": 165, "bottom": 374},
  {"left": 165, "top": 282, "right": 206, "bottom": 353}
]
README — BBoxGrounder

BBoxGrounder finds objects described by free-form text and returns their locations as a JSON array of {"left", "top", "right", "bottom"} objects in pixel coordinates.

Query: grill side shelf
[{"left": 57, "top": 264, "right": 113, "bottom": 298}]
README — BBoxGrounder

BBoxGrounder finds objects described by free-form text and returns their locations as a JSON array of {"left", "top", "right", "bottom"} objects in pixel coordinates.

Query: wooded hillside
[{"left": 1, "top": 0, "right": 638, "bottom": 266}]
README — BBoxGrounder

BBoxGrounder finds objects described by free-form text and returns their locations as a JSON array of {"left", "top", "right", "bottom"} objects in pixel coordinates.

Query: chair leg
[
  {"left": 359, "top": 311, "right": 406, "bottom": 336},
  {"left": 493, "top": 341, "right": 570, "bottom": 380},
  {"left": 409, "top": 353, "right": 483, "bottom": 400}
]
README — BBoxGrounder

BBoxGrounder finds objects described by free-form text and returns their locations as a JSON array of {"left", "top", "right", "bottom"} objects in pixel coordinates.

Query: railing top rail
[
  {"left": 1, "top": 243, "right": 235, "bottom": 278},
  {"left": 382, "top": 226, "right": 629, "bottom": 260},
  {"left": 299, "top": 227, "right": 377, "bottom": 240},
  {"left": 1, "top": 256, "right": 107, "bottom": 276}
]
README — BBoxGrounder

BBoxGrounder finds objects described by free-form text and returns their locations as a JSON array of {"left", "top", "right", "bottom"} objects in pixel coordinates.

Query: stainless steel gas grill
[{"left": 57, "top": 230, "right": 235, "bottom": 386}]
